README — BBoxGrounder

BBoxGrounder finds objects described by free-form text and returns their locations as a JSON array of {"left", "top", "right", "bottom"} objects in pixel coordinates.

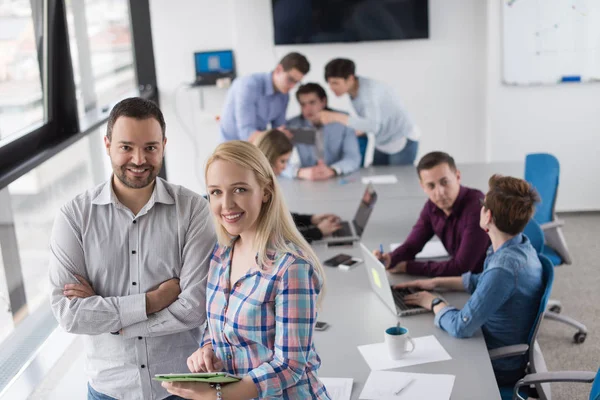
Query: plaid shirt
[{"left": 202, "top": 242, "right": 330, "bottom": 399}]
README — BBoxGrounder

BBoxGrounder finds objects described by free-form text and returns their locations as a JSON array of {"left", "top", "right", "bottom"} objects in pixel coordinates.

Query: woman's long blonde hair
[{"left": 205, "top": 140, "right": 326, "bottom": 307}]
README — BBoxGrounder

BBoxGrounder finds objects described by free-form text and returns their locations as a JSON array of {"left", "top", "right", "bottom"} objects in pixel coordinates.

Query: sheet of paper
[
  {"left": 357, "top": 335, "right": 452, "bottom": 371},
  {"left": 390, "top": 240, "right": 449, "bottom": 259},
  {"left": 361, "top": 175, "right": 398, "bottom": 185},
  {"left": 319, "top": 377, "right": 353, "bottom": 400},
  {"left": 359, "top": 371, "right": 455, "bottom": 400}
]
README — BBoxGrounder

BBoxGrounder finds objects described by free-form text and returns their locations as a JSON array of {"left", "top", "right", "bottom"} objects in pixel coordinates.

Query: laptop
[
  {"left": 192, "top": 50, "right": 236, "bottom": 86},
  {"left": 359, "top": 242, "right": 445, "bottom": 317},
  {"left": 317, "top": 183, "right": 378, "bottom": 244}
]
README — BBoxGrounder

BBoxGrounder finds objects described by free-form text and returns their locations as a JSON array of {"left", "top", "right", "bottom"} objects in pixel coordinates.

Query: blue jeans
[
  {"left": 88, "top": 383, "right": 185, "bottom": 400},
  {"left": 373, "top": 139, "right": 419, "bottom": 166}
]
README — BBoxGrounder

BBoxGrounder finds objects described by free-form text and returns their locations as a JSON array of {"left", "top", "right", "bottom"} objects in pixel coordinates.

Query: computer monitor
[{"left": 193, "top": 50, "right": 235, "bottom": 86}]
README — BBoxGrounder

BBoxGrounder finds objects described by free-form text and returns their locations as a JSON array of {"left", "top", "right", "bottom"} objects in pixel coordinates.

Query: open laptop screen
[{"left": 353, "top": 183, "right": 378, "bottom": 237}]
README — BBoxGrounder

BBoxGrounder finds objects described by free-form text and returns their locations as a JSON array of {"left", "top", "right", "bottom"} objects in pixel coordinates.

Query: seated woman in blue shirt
[
  {"left": 395, "top": 174, "right": 543, "bottom": 387},
  {"left": 255, "top": 129, "right": 342, "bottom": 242}
]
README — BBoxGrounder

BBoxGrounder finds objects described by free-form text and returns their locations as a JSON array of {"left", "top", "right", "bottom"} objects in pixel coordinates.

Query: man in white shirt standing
[
  {"left": 49, "top": 97, "right": 216, "bottom": 400},
  {"left": 319, "top": 58, "right": 420, "bottom": 166}
]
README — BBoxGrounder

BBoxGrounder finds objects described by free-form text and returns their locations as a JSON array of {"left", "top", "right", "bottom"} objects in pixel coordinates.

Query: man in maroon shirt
[{"left": 374, "top": 152, "right": 490, "bottom": 277}]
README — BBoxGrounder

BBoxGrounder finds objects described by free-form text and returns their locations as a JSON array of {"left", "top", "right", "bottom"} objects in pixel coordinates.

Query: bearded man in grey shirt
[{"left": 49, "top": 97, "right": 216, "bottom": 400}]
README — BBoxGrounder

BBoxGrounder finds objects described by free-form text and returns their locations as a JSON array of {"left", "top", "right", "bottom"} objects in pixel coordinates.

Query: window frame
[{"left": 0, "top": 0, "right": 163, "bottom": 190}]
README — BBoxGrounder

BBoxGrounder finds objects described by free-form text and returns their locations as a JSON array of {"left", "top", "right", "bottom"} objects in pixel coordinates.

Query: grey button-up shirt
[{"left": 49, "top": 177, "right": 216, "bottom": 400}]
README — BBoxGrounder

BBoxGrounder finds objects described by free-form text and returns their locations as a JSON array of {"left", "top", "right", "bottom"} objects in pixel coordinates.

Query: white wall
[
  {"left": 149, "top": 0, "right": 236, "bottom": 194},
  {"left": 150, "top": 0, "right": 488, "bottom": 193},
  {"left": 150, "top": 0, "right": 597, "bottom": 211},
  {"left": 485, "top": 0, "right": 600, "bottom": 211}
]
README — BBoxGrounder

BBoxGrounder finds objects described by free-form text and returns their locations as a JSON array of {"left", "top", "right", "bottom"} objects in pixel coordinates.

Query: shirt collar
[
  {"left": 91, "top": 180, "right": 115, "bottom": 205},
  {"left": 487, "top": 233, "right": 525, "bottom": 256},
  {"left": 450, "top": 185, "right": 469, "bottom": 214},
  {"left": 153, "top": 177, "right": 176, "bottom": 205},
  {"left": 264, "top": 72, "right": 276, "bottom": 96},
  {"left": 91, "top": 177, "right": 175, "bottom": 206},
  {"left": 224, "top": 236, "right": 280, "bottom": 274}
]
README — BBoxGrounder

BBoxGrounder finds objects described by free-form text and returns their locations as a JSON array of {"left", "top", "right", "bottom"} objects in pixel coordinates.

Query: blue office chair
[
  {"left": 357, "top": 135, "right": 369, "bottom": 167},
  {"left": 524, "top": 153, "right": 572, "bottom": 266},
  {"left": 524, "top": 153, "right": 587, "bottom": 344},
  {"left": 512, "top": 367, "right": 600, "bottom": 400},
  {"left": 491, "top": 253, "right": 554, "bottom": 400},
  {"left": 523, "top": 219, "right": 544, "bottom": 254}
]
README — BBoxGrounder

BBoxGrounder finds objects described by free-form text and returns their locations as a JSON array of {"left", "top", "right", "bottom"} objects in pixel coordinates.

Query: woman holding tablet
[{"left": 163, "top": 141, "right": 330, "bottom": 399}]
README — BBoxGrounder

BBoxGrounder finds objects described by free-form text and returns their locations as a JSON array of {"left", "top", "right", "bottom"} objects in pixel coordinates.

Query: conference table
[
  {"left": 278, "top": 162, "right": 523, "bottom": 203},
  {"left": 280, "top": 162, "right": 523, "bottom": 400}
]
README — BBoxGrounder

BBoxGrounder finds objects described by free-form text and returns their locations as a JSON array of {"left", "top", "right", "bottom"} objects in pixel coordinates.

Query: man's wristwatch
[{"left": 430, "top": 297, "right": 444, "bottom": 311}]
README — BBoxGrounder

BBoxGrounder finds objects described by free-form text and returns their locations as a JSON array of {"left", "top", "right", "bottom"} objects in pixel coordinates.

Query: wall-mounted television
[{"left": 272, "top": 0, "right": 429, "bottom": 45}]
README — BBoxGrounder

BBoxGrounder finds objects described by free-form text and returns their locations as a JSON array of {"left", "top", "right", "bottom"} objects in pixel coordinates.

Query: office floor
[
  {"left": 535, "top": 212, "right": 600, "bottom": 399},
  {"left": 24, "top": 213, "right": 600, "bottom": 399}
]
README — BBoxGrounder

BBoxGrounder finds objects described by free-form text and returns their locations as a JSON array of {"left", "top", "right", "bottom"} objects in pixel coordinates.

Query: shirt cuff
[
  {"left": 248, "top": 367, "right": 279, "bottom": 399},
  {"left": 118, "top": 293, "right": 148, "bottom": 328},
  {"left": 434, "top": 305, "right": 457, "bottom": 329}
]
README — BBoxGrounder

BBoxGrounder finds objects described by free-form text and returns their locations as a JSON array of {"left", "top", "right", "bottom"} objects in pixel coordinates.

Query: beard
[{"left": 113, "top": 162, "right": 160, "bottom": 189}]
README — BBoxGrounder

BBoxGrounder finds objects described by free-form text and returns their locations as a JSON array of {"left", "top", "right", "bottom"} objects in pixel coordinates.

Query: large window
[
  {"left": 65, "top": 0, "right": 137, "bottom": 115},
  {"left": 0, "top": 1, "right": 158, "bottom": 393},
  {"left": 0, "top": 127, "right": 110, "bottom": 344},
  {"left": 0, "top": 0, "right": 45, "bottom": 142}
]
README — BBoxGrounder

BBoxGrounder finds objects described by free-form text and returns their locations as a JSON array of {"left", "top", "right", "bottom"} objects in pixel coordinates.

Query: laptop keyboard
[
  {"left": 391, "top": 287, "right": 422, "bottom": 311},
  {"left": 332, "top": 221, "right": 352, "bottom": 237}
]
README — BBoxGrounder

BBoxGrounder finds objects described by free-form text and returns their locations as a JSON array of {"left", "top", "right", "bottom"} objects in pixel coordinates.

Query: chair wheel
[
  {"left": 573, "top": 332, "right": 587, "bottom": 344},
  {"left": 549, "top": 305, "right": 562, "bottom": 314}
]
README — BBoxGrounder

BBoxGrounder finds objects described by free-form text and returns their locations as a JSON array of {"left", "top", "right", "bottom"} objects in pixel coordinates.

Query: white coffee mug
[{"left": 385, "top": 326, "right": 416, "bottom": 360}]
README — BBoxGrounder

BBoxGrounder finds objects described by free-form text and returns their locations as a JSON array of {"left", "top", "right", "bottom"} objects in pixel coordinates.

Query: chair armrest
[
  {"left": 541, "top": 220, "right": 564, "bottom": 230},
  {"left": 489, "top": 344, "right": 529, "bottom": 361},
  {"left": 512, "top": 371, "right": 596, "bottom": 399}
]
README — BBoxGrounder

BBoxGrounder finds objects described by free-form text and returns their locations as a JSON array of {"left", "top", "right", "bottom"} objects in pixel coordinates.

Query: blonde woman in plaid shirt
[{"left": 163, "top": 141, "right": 331, "bottom": 399}]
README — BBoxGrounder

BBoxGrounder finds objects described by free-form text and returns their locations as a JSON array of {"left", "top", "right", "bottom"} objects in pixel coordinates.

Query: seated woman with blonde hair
[
  {"left": 255, "top": 129, "right": 341, "bottom": 242},
  {"left": 163, "top": 140, "right": 331, "bottom": 399}
]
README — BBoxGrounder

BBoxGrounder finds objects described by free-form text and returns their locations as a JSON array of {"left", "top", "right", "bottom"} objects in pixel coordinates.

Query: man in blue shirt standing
[
  {"left": 320, "top": 58, "right": 420, "bottom": 166},
  {"left": 284, "top": 83, "right": 361, "bottom": 180},
  {"left": 219, "top": 52, "right": 310, "bottom": 143}
]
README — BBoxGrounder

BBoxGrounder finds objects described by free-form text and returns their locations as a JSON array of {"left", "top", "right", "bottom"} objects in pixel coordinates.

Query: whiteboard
[{"left": 503, "top": 0, "right": 600, "bottom": 85}]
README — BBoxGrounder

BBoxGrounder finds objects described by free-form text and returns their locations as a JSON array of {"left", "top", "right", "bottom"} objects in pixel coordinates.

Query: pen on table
[{"left": 394, "top": 378, "right": 415, "bottom": 396}]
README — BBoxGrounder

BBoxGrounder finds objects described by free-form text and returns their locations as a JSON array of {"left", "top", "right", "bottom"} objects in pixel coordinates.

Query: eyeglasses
[
  {"left": 284, "top": 72, "right": 301, "bottom": 86},
  {"left": 479, "top": 197, "right": 486, "bottom": 208}
]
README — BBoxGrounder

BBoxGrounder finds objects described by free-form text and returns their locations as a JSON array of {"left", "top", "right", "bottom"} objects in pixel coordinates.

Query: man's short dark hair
[
  {"left": 416, "top": 151, "right": 457, "bottom": 178},
  {"left": 279, "top": 52, "right": 310, "bottom": 75},
  {"left": 106, "top": 97, "right": 166, "bottom": 140},
  {"left": 296, "top": 82, "right": 327, "bottom": 102},
  {"left": 325, "top": 58, "right": 356, "bottom": 80}
]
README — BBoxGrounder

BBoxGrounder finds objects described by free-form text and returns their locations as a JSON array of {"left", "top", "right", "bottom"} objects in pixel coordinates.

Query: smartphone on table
[
  {"left": 315, "top": 321, "right": 329, "bottom": 331},
  {"left": 323, "top": 253, "right": 352, "bottom": 267}
]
